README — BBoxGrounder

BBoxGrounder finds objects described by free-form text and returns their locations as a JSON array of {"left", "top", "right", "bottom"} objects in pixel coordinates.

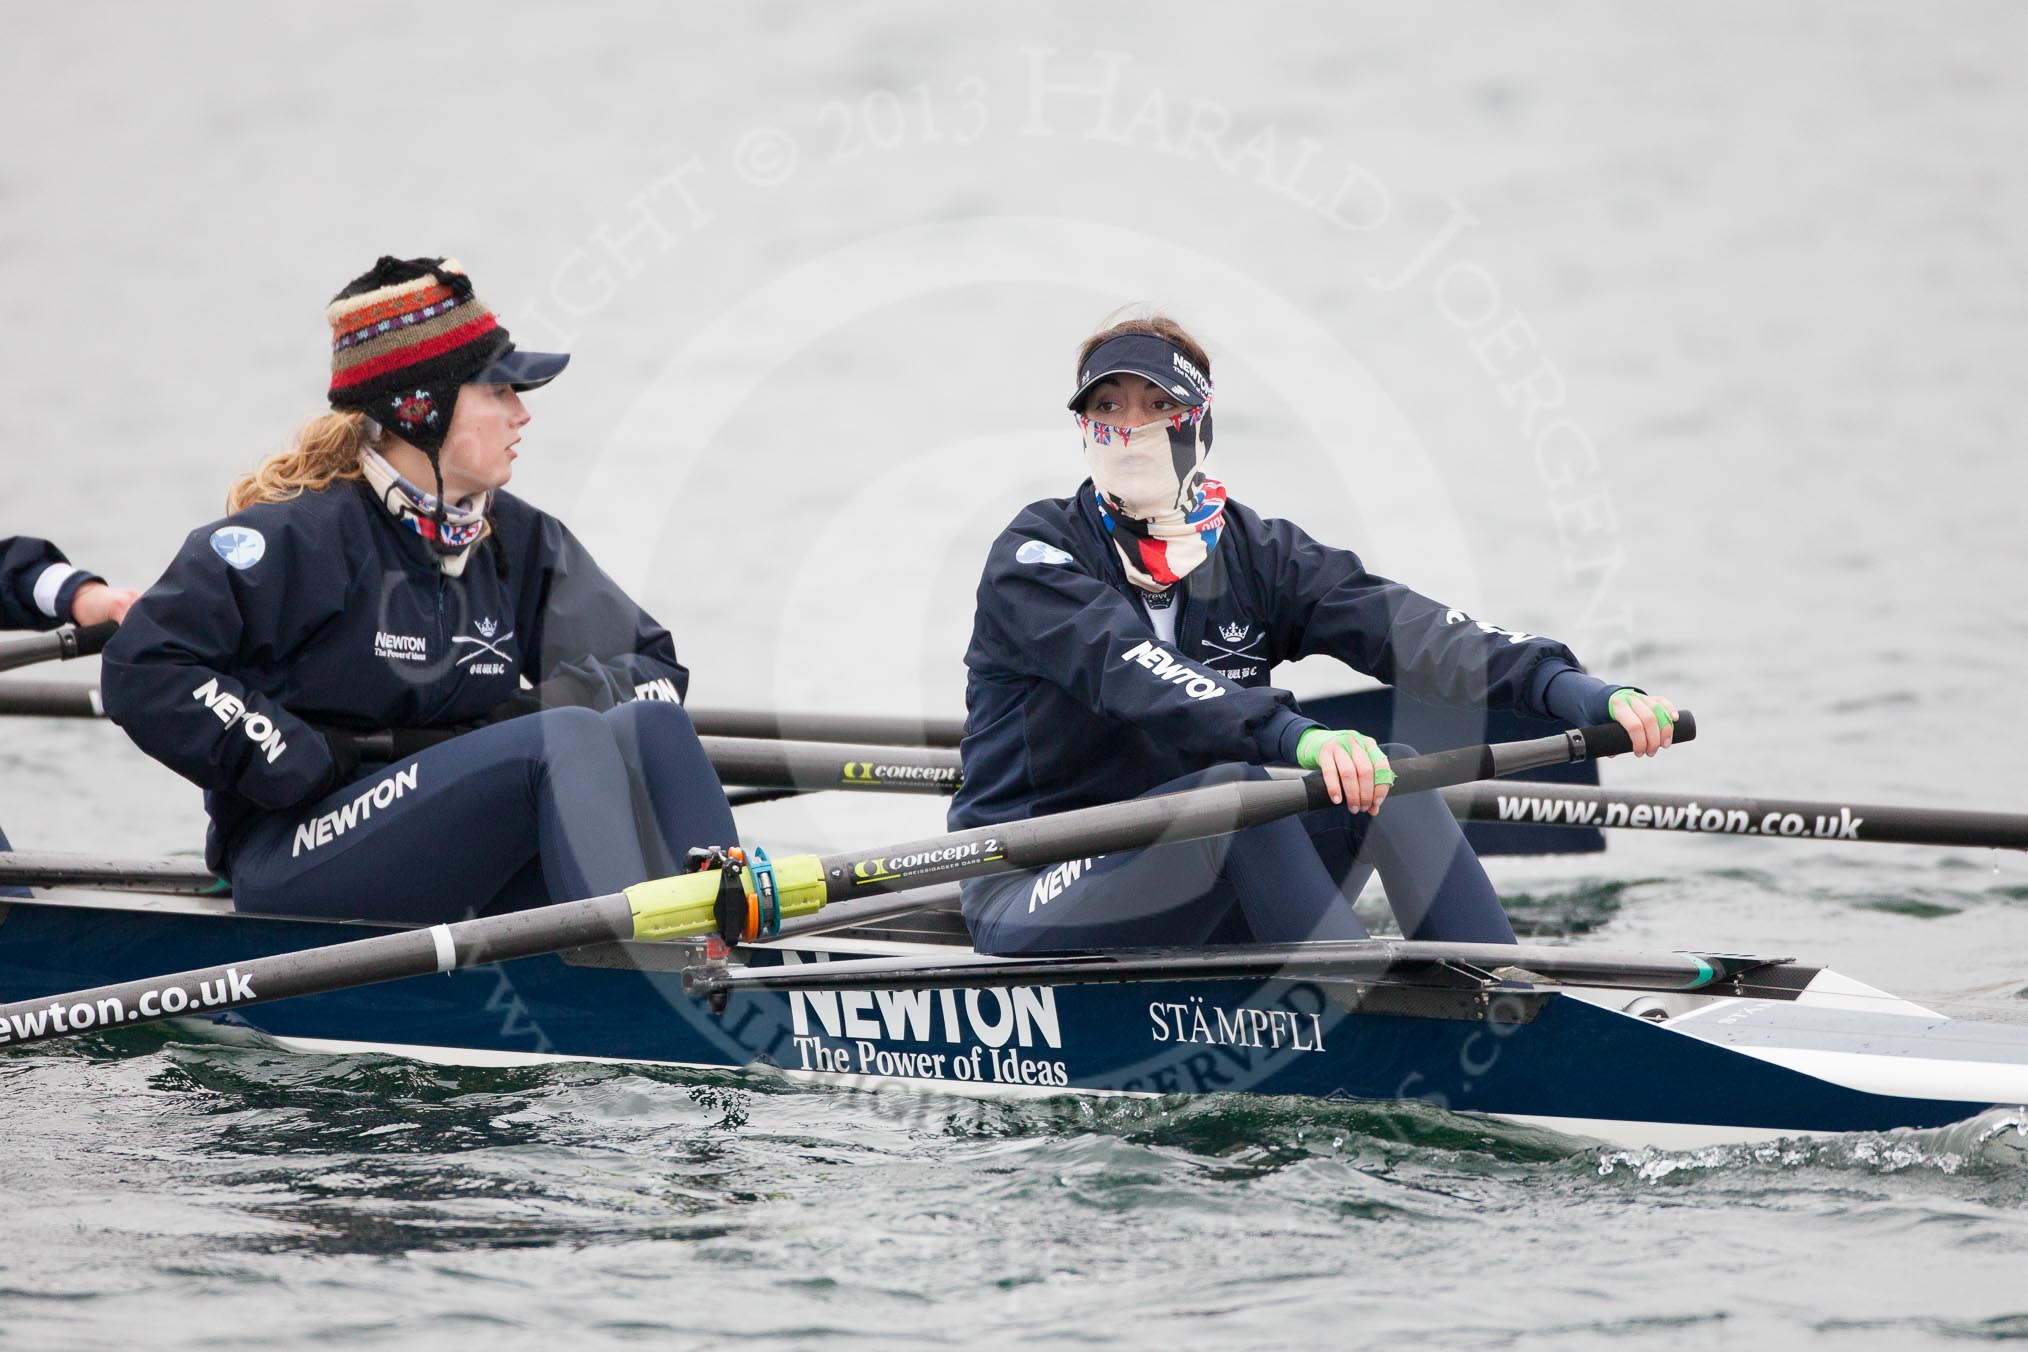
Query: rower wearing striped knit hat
[
  {"left": 100, "top": 256, "right": 737, "bottom": 924},
  {"left": 950, "top": 313, "right": 1680, "bottom": 955}
]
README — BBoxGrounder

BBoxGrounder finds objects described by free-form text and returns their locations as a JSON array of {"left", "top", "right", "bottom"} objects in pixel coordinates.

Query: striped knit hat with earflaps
[{"left": 325, "top": 256, "right": 510, "bottom": 456}]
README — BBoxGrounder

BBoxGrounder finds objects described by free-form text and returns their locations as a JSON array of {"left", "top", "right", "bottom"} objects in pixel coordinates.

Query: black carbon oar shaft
[
  {"left": 0, "top": 623, "right": 115, "bottom": 677},
  {"left": 0, "top": 682, "right": 967, "bottom": 748},
  {"left": 687, "top": 708, "right": 966, "bottom": 748},
  {"left": 698, "top": 737, "right": 962, "bottom": 794},
  {"left": 1443, "top": 782, "right": 2028, "bottom": 851},
  {"left": 796, "top": 717, "right": 1678, "bottom": 898},
  {"left": 0, "top": 851, "right": 223, "bottom": 893},
  {"left": 0, "top": 679, "right": 104, "bottom": 717},
  {"left": 332, "top": 731, "right": 963, "bottom": 795},
  {"left": 0, "top": 893, "right": 637, "bottom": 1050}
]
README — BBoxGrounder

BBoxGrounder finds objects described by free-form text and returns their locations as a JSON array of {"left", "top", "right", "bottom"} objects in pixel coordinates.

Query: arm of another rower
[{"left": 0, "top": 535, "right": 106, "bottom": 633}]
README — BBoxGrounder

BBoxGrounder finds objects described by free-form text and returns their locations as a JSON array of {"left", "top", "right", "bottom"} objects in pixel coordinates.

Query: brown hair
[
  {"left": 1076, "top": 312, "right": 1212, "bottom": 380},
  {"left": 226, "top": 411, "right": 371, "bottom": 512}
]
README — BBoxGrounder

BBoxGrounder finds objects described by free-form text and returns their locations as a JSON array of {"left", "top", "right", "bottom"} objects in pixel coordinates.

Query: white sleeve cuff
[{"left": 32, "top": 562, "right": 81, "bottom": 619}]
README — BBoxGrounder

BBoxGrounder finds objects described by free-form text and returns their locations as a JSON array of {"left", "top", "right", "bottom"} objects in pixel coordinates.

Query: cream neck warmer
[{"left": 359, "top": 447, "right": 491, "bottom": 577}]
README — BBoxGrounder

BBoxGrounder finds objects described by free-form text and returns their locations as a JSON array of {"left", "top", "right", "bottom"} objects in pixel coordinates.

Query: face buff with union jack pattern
[
  {"left": 359, "top": 446, "right": 491, "bottom": 576},
  {"left": 1079, "top": 392, "right": 1224, "bottom": 593}
]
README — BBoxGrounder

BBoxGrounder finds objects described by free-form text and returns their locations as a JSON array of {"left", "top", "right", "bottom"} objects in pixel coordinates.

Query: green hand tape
[{"left": 1296, "top": 728, "right": 1394, "bottom": 785}]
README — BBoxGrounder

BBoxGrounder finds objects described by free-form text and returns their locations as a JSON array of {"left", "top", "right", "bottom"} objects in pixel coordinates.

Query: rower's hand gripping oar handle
[{"left": 1355, "top": 710, "right": 1698, "bottom": 804}]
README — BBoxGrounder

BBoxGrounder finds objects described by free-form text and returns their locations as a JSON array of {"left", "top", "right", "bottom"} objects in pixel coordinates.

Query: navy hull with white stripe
[{"left": 2, "top": 888, "right": 2022, "bottom": 1150}]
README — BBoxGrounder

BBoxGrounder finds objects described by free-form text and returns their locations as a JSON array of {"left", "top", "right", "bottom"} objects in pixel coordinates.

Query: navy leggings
[
  {"left": 964, "top": 755, "right": 1517, "bottom": 955},
  {"left": 229, "top": 702, "right": 737, "bottom": 924}
]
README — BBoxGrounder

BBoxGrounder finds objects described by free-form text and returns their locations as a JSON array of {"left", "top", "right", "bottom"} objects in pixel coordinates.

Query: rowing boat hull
[{"left": 2, "top": 893, "right": 2023, "bottom": 1151}]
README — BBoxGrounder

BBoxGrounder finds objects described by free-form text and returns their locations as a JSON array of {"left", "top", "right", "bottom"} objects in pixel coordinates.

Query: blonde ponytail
[{"left": 227, "top": 411, "right": 371, "bottom": 512}]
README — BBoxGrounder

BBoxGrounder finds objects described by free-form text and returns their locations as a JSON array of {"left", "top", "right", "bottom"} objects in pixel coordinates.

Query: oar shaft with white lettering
[
  {"left": 0, "top": 895, "right": 638, "bottom": 1050},
  {"left": 0, "top": 717, "right": 1681, "bottom": 1046},
  {"left": 334, "top": 729, "right": 965, "bottom": 794},
  {"left": 1442, "top": 782, "right": 2028, "bottom": 851},
  {"left": 0, "top": 623, "right": 115, "bottom": 677},
  {"left": 699, "top": 737, "right": 962, "bottom": 794},
  {"left": 338, "top": 730, "right": 963, "bottom": 794}
]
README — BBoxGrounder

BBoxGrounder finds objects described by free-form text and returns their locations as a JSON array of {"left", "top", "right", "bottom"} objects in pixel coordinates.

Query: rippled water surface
[
  {"left": 4, "top": 1, "right": 2028, "bottom": 1347},
  {"left": 5, "top": 1027, "right": 2027, "bottom": 1350}
]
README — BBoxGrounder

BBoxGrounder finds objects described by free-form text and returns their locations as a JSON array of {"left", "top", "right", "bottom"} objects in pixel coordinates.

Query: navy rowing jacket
[
  {"left": 101, "top": 483, "right": 686, "bottom": 871},
  {"left": 949, "top": 484, "right": 1600, "bottom": 831},
  {"left": 1, "top": 536, "right": 103, "bottom": 631}
]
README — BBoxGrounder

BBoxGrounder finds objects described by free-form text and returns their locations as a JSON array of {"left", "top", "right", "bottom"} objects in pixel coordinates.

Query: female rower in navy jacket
[
  {"left": 2, "top": 538, "right": 138, "bottom": 893},
  {"left": 101, "top": 256, "right": 735, "bottom": 924},
  {"left": 949, "top": 315, "right": 1677, "bottom": 955}
]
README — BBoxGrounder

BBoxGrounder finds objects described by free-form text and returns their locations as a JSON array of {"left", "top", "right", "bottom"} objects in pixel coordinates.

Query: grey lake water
[{"left": 3, "top": 2, "right": 2028, "bottom": 1347}]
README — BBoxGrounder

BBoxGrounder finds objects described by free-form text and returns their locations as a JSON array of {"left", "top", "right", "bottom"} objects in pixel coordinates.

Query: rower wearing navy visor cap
[
  {"left": 949, "top": 313, "right": 1678, "bottom": 954},
  {"left": 101, "top": 256, "right": 736, "bottom": 924}
]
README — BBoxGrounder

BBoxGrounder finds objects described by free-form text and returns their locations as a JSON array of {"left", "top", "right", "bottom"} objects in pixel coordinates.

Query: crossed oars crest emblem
[{"left": 453, "top": 616, "right": 515, "bottom": 666}]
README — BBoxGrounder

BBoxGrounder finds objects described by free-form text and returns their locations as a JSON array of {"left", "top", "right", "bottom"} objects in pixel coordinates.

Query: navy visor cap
[
  {"left": 473, "top": 345, "right": 571, "bottom": 392},
  {"left": 1067, "top": 332, "right": 1211, "bottom": 412}
]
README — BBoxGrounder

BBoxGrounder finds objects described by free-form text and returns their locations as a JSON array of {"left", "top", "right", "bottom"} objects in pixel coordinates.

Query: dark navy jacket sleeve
[
  {"left": 99, "top": 515, "right": 345, "bottom": 810},
  {"left": 970, "top": 520, "right": 1305, "bottom": 762},
  {"left": 513, "top": 512, "right": 688, "bottom": 712},
  {"left": 0, "top": 536, "right": 103, "bottom": 631},
  {"left": 1255, "top": 511, "right": 1583, "bottom": 719}
]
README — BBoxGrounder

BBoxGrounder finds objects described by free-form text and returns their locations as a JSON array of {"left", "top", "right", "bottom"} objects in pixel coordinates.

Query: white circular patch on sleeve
[
  {"left": 1015, "top": 539, "right": 1074, "bottom": 567},
  {"left": 209, "top": 526, "right": 267, "bottom": 570}
]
